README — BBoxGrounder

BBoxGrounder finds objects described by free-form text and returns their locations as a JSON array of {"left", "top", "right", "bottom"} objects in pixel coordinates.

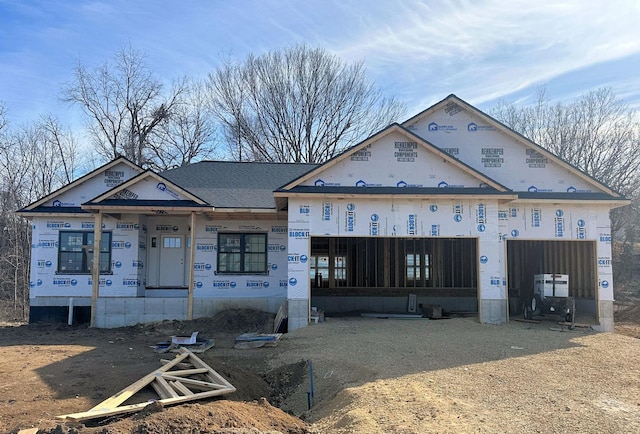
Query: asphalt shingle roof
[{"left": 161, "top": 161, "right": 318, "bottom": 209}]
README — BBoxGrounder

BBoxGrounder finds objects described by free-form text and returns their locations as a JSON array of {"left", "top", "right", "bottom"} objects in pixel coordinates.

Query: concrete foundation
[
  {"left": 312, "top": 296, "right": 478, "bottom": 316},
  {"left": 594, "top": 300, "right": 614, "bottom": 332},
  {"left": 30, "top": 296, "right": 285, "bottom": 328},
  {"left": 287, "top": 298, "right": 309, "bottom": 331},
  {"left": 480, "top": 299, "right": 508, "bottom": 324}
]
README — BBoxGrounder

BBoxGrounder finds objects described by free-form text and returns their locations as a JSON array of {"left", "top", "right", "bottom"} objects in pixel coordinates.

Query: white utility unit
[{"left": 533, "top": 274, "right": 569, "bottom": 298}]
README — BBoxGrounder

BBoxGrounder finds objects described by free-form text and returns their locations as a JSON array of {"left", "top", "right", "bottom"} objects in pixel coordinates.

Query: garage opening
[
  {"left": 507, "top": 240, "right": 597, "bottom": 322},
  {"left": 310, "top": 237, "right": 478, "bottom": 315}
]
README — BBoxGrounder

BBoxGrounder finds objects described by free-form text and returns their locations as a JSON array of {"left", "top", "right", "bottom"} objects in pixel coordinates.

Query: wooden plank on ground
[
  {"left": 512, "top": 317, "right": 541, "bottom": 324},
  {"left": 56, "top": 348, "right": 235, "bottom": 422}
]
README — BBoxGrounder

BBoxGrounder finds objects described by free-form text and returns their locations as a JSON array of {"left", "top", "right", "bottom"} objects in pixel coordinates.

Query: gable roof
[
  {"left": 17, "top": 157, "right": 143, "bottom": 214},
  {"left": 278, "top": 123, "right": 510, "bottom": 193},
  {"left": 82, "top": 170, "right": 211, "bottom": 212},
  {"left": 161, "top": 161, "right": 318, "bottom": 209},
  {"left": 402, "top": 94, "right": 624, "bottom": 198}
]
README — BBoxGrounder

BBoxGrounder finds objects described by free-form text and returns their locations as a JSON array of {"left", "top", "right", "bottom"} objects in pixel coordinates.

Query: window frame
[
  {"left": 216, "top": 232, "right": 268, "bottom": 275},
  {"left": 57, "top": 230, "right": 112, "bottom": 274}
]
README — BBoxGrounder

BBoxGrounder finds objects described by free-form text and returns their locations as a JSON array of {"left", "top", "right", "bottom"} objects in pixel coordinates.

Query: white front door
[{"left": 159, "top": 235, "right": 187, "bottom": 287}]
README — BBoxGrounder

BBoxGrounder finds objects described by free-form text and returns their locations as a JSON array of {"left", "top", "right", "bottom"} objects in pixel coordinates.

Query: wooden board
[
  {"left": 56, "top": 348, "right": 235, "bottom": 422},
  {"left": 274, "top": 302, "right": 287, "bottom": 333}
]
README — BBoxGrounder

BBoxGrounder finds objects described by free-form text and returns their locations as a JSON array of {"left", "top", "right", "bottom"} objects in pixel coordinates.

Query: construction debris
[
  {"left": 234, "top": 333, "right": 283, "bottom": 349},
  {"left": 153, "top": 331, "right": 215, "bottom": 353},
  {"left": 274, "top": 302, "right": 288, "bottom": 333},
  {"left": 56, "top": 347, "right": 235, "bottom": 422}
]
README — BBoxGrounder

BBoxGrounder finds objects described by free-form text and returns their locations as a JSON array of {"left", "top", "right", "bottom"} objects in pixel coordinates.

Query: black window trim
[
  {"left": 216, "top": 232, "right": 268, "bottom": 275},
  {"left": 57, "top": 230, "right": 113, "bottom": 275}
]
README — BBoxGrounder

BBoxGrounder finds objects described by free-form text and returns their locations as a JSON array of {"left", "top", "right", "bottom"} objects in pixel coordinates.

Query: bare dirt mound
[
  {"left": 3, "top": 309, "right": 311, "bottom": 434},
  {"left": 32, "top": 400, "right": 310, "bottom": 434}
]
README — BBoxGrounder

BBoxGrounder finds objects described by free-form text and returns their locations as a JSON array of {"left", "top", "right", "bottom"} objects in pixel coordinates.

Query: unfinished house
[{"left": 18, "top": 95, "right": 628, "bottom": 331}]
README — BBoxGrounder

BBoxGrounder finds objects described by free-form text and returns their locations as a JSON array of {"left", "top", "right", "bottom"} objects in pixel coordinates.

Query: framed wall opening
[
  {"left": 310, "top": 237, "right": 479, "bottom": 314},
  {"left": 506, "top": 239, "right": 597, "bottom": 321}
]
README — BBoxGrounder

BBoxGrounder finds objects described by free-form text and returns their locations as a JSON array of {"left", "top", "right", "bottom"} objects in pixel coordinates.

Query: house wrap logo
[
  {"left": 288, "top": 254, "right": 308, "bottom": 264},
  {"left": 599, "top": 233, "right": 612, "bottom": 244},
  {"left": 52, "top": 199, "right": 74, "bottom": 207},
  {"left": 193, "top": 263, "right": 212, "bottom": 271},
  {"left": 37, "top": 259, "right": 52, "bottom": 268},
  {"left": 111, "top": 241, "right": 132, "bottom": 249},
  {"left": 467, "top": 122, "right": 495, "bottom": 132},
  {"left": 554, "top": 209, "right": 565, "bottom": 238},
  {"left": 156, "top": 182, "right": 180, "bottom": 199},
  {"left": 407, "top": 214, "right": 417, "bottom": 236},
  {"left": 196, "top": 243, "right": 216, "bottom": 252},
  {"left": 36, "top": 239, "right": 58, "bottom": 248},
  {"left": 530, "top": 208, "right": 542, "bottom": 228},
  {"left": 212, "top": 280, "right": 236, "bottom": 288},
  {"left": 370, "top": 214, "right": 379, "bottom": 236},
  {"left": 345, "top": 203, "right": 356, "bottom": 232},
  {"left": 268, "top": 244, "right": 286, "bottom": 252},
  {"left": 116, "top": 222, "right": 139, "bottom": 230},
  {"left": 576, "top": 219, "right": 586, "bottom": 239},
  {"left": 46, "top": 221, "right": 71, "bottom": 229},
  {"left": 314, "top": 179, "right": 340, "bottom": 187},
  {"left": 322, "top": 202, "right": 333, "bottom": 221},
  {"left": 289, "top": 229, "right": 309, "bottom": 239},
  {"left": 428, "top": 122, "right": 457, "bottom": 132}
]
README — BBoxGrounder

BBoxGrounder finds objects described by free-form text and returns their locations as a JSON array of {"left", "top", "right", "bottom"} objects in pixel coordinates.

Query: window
[
  {"left": 310, "top": 255, "right": 347, "bottom": 288},
  {"left": 406, "top": 253, "right": 430, "bottom": 285},
  {"left": 58, "top": 231, "right": 112, "bottom": 274},
  {"left": 163, "top": 237, "right": 182, "bottom": 248},
  {"left": 217, "top": 233, "right": 267, "bottom": 274}
]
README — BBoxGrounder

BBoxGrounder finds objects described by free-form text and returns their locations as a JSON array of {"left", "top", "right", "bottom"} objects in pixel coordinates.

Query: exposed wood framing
[
  {"left": 310, "top": 236, "right": 478, "bottom": 294},
  {"left": 506, "top": 240, "right": 596, "bottom": 298},
  {"left": 90, "top": 210, "right": 103, "bottom": 328},
  {"left": 187, "top": 211, "right": 197, "bottom": 320},
  {"left": 56, "top": 348, "right": 235, "bottom": 422}
]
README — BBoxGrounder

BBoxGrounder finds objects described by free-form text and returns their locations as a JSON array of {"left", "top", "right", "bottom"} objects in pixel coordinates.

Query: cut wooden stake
[{"left": 56, "top": 348, "right": 235, "bottom": 422}]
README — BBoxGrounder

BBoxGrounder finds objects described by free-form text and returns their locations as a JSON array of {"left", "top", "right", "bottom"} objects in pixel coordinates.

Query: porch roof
[{"left": 81, "top": 199, "right": 212, "bottom": 213}]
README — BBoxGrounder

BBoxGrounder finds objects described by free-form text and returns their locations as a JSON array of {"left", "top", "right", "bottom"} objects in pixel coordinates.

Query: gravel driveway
[{"left": 270, "top": 316, "right": 640, "bottom": 433}]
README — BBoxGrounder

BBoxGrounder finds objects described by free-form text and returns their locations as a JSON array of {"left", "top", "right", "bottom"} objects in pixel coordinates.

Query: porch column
[
  {"left": 90, "top": 210, "right": 103, "bottom": 327},
  {"left": 187, "top": 211, "right": 197, "bottom": 320}
]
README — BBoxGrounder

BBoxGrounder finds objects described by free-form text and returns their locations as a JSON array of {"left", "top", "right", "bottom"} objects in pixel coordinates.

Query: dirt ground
[{"left": 1, "top": 305, "right": 640, "bottom": 434}]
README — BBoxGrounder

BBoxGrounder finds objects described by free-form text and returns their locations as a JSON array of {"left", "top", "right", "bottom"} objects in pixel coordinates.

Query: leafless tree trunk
[
  {"left": 207, "top": 44, "right": 405, "bottom": 163},
  {"left": 62, "top": 46, "right": 186, "bottom": 167}
]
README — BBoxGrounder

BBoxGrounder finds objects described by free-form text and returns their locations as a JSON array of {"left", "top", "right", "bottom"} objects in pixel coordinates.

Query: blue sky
[{"left": 1, "top": 0, "right": 640, "bottom": 130}]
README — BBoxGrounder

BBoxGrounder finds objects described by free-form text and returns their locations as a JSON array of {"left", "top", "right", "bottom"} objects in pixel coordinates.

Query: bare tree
[
  {"left": 0, "top": 112, "right": 79, "bottom": 321},
  {"left": 62, "top": 46, "right": 186, "bottom": 166},
  {"left": 207, "top": 45, "right": 406, "bottom": 163},
  {"left": 490, "top": 87, "right": 640, "bottom": 291},
  {"left": 149, "top": 79, "right": 219, "bottom": 170},
  {"left": 491, "top": 87, "right": 640, "bottom": 198}
]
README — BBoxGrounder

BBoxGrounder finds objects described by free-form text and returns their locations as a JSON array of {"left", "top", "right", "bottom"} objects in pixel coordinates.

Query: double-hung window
[
  {"left": 58, "top": 231, "right": 112, "bottom": 274},
  {"left": 217, "top": 233, "right": 267, "bottom": 274}
]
